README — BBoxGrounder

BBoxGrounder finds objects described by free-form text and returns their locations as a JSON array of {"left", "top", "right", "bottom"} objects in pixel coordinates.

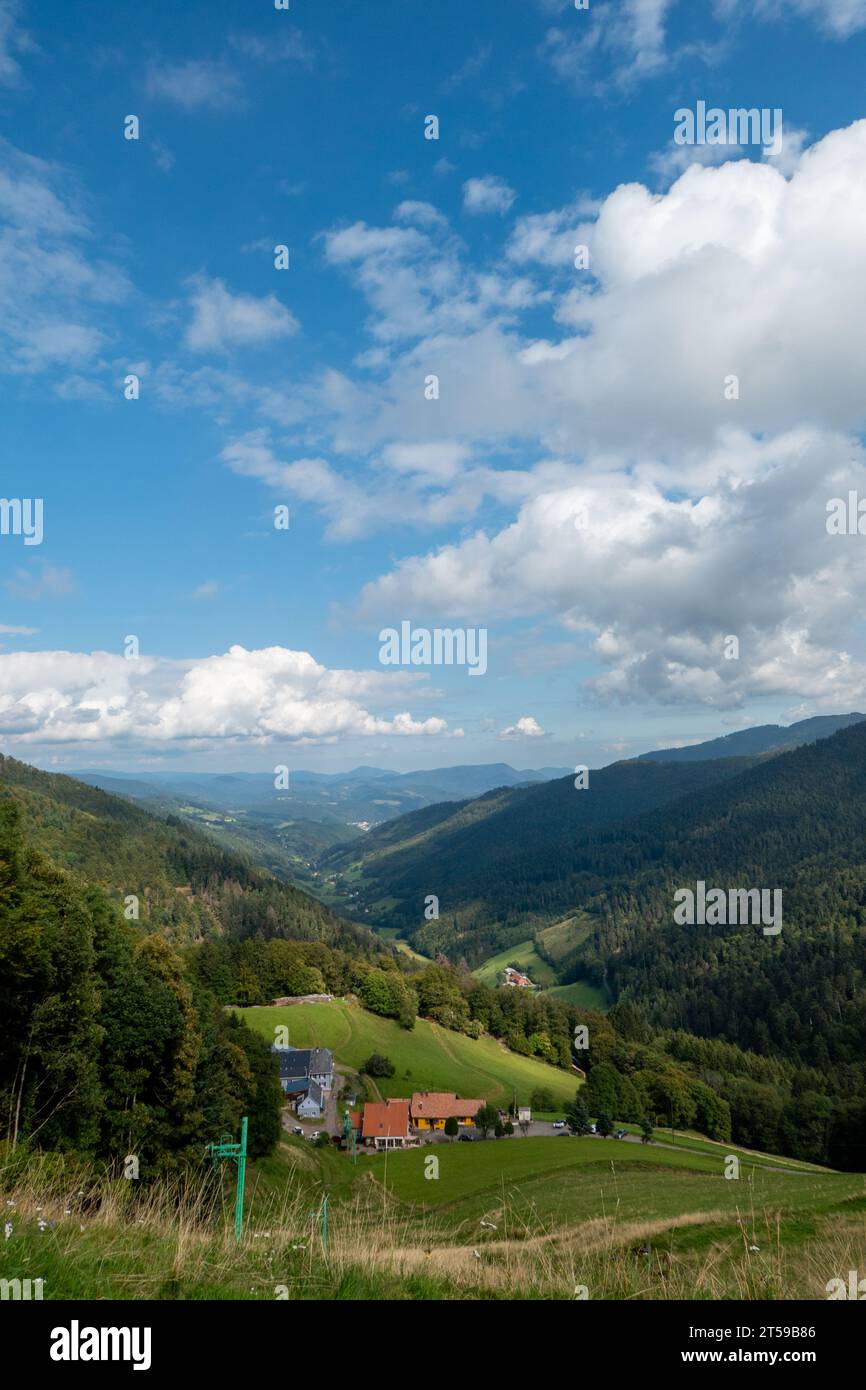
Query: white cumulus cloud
[
  {"left": 0, "top": 645, "right": 455, "bottom": 749},
  {"left": 185, "top": 276, "right": 299, "bottom": 352},
  {"left": 499, "top": 715, "right": 546, "bottom": 739},
  {"left": 463, "top": 176, "right": 517, "bottom": 215}
]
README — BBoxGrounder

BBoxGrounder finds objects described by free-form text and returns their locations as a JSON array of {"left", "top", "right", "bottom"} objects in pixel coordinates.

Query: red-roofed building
[
  {"left": 361, "top": 1099, "right": 411, "bottom": 1150},
  {"left": 504, "top": 966, "right": 533, "bottom": 988},
  {"left": 410, "top": 1092, "right": 483, "bottom": 1131}
]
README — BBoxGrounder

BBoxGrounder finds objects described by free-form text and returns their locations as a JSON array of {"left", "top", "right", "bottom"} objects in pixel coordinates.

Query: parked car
[
  {"left": 552, "top": 1120, "right": 566, "bottom": 1129},
  {"left": 292, "top": 1126, "right": 303, "bottom": 1136},
  {"left": 588, "top": 1124, "right": 597, "bottom": 1134},
  {"left": 307, "top": 1130, "right": 321, "bottom": 1141},
  {"left": 458, "top": 1133, "right": 475, "bottom": 1142},
  {"left": 614, "top": 1129, "right": 628, "bottom": 1139}
]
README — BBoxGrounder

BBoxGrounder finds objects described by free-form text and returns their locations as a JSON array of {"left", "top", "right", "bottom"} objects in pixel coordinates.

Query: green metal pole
[
  {"left": 343, "top": 1108, "right": 357, "bottom": 1165},
  {"left": 234, "top": 1116, "right": 248, "bottom": 1244}
]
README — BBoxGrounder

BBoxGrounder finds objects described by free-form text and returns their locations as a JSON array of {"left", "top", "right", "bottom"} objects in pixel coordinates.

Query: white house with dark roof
[
  {"left": 297, "top": 1079, "right": 325, "bottom": 1120},
  {"left": 307, "top": 1048, "right": 334, "bottom": 1090},
  {"left": 271, "top": 1046, "right": 334, "bottom": 1117}
]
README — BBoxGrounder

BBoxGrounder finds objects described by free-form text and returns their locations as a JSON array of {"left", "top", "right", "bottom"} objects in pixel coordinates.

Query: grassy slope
[
  {"left": 535, "top": 912, "right": 595, "bottom": 964},
  {"left": 472, "top": 940, "right": 557, "bottom": 988},
  {"left": 616, "top": 1126, "right": 834, "bottom": 1175},
  {"left": 472, "top": 918, "right": 609, "bottom": 1007},
  {"left": 6, "top": 1136, "right": 864, "bottom": 1300},
  {"left": 240, "top": 1000, "right": 581, "bottom": 1107},
  {"left": 361, "top": 1136, "right": 864, "bottom": 1221}
]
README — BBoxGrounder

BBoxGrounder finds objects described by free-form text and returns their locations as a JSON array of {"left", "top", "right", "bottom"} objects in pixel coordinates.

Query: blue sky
[{"left": 3, "top": 0, "right": 866, "bottom": 773}]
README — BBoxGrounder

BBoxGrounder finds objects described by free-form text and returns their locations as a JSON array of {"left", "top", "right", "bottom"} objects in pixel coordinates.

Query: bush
[
  {"left": 362, "top": 1053, "right": 395, "bottom": 1078},
  {"left": 475, "top": 1103, "right": 499, "bottom": 1139},
  {"left": 530, "top": 1087, "right": 555, "bottom": 1112}
]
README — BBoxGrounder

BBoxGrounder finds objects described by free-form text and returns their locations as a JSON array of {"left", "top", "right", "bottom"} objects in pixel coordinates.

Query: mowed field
[
  {"left": 360, "top": 1136, "right": 859, "bottom": 1219},
  {"left": 232, "top": 999, "right": 866, "bottom": 1299},
  {"left": 355, "top": 1137, "right": 866, "bottom": 1293},
  {"left": 9, "top": 1131, "right": 865, "bottom": 1302},
  {"left": 240, "top": 999, "right": 580, "bottom": 1107}
]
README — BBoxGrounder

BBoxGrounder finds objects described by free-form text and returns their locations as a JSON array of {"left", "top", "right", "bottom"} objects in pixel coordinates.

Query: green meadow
[
  {"left": 13, "top": 996, "right": 859, "bottom": 1303},
  {"left": 472, "top": 940, "right": 557, "bottom": 988},
  {"left": 545, "top": 981, "right": 609, "bottom": 1008},
  {"left": 358, "top": 1135, "right": 864, "bottom": 1228},
  {"left": 469, "top": 917, "right": 609, "bottom": 1012},
  {"left": 240, "top": 999, "right": 580, "bottom": 1107}
]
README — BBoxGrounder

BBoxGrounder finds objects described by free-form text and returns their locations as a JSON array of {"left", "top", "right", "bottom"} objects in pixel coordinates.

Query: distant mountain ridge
[
  {"left": 639, "top": 712, "right": 866, "bottom": 763},
  {"left": 64, "top": 761, "right": 572, "bottom": 898},
  {"left": 68, "top": 761, "right": 573, "bottom": 842},
  {"left": 73, "top": 761, "right": 571, "bottom": 800}
]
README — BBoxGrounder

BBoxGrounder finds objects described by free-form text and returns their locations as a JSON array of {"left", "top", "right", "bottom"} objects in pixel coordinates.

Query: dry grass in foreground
[{"left": 1, "top": 1150, "right": 864, "bottom": 1301}]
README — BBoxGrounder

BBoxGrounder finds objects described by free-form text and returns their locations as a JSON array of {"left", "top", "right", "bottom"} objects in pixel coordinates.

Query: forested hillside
[
  {"left": 0, "top": 755, "right": 366, "bottom": 950},
  {"left": 319, "top": 723, "right": 866, "bottom": 1112},
  {"left": 563, "top": 722, "right": 866, "bottom": 1069},
  {"left": 638, "top": 712, "right": 866, "bottom": 762},
  {"left": 322, "top": 754, "right": 758, "bottom": 956},
  {"left": 0, "top": 796, "right": 284, "bottom": 1168},
  {"left": 0, "top": 761, "right": 381, "bottom": 1168}
]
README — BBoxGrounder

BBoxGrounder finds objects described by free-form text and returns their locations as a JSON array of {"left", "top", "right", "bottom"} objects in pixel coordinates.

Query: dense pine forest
[
  {"left": 321, "top": 752, "right": 759, "bottom": 953},
  {"left": 0, "top": 754, "right": 366, "bottom": 949},
  {"left": 324, "top": 727, "right": 866, "bottom": 1070},
  {"left": 0, "top": 796, "right": 283, "bottom": 1168}
]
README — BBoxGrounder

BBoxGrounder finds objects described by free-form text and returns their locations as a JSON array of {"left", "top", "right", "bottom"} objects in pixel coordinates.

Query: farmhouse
[
  {"left": 276, "top": 1076, "right": 326, "bottom": 1119},
  {"left": 306, "top": 1048, "right": 335, "bottom": 1089},
  {"left": 410, "top": 1091, "right": 482, "bottom": 1130},
  {"left": 297, "top": 1079, "right": 325, "bottom": 1120},
  {"left": 361, "top": 1099, "right": 412, "bottom": 1150},
  {"left": 504, "top": 966, "right": 533, "bottom": 989},
  {"left": 271, "top": 1046, "right": 334, "bottom": 1118},
  {"left": 272, "top": 1046, "right": 334, "bottom": 1092}
]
